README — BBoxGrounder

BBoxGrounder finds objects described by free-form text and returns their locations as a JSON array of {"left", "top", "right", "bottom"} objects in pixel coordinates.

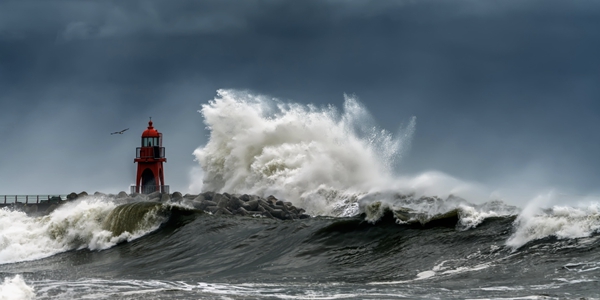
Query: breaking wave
[
  {"left": 0, "top": 196, "right": 189, "bottom": 265},
  {"left": 507, "top": 202, "right": 600, "bottom": 248},
  {"left": 0, "top": 275, "right": 35, "bottom": 300},
  {"left": 190, "top": 89, "right": 513, "bottom": 226}
]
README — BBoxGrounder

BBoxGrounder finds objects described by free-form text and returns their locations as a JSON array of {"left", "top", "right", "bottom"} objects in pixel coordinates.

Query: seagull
[{"left": 111, "top": 128, "right": 129, "bottom": 135}]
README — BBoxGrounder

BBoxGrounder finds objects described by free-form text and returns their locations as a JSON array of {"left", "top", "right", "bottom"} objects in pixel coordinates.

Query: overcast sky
[{"left": 1, "top": 0, "right": 599, "bottom": 202}]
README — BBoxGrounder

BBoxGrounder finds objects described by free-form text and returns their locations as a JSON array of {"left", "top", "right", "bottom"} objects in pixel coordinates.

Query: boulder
[
  {"left": 262, "top": 210, "right": 274, "bottom": 219},
  {"left": 214, "top": 207, "right": 232, "bottom": 215},
  {"left": 117, "top": 191, "right": 128, "bottom": 198},
  {"left": 206, "top": 205, "right": 219, "bottom": 214},
  {"left": 147, "top": 191, "right": 162, "bottom": 200},
  {"left": 270, "top": 209, "right": 287, "bottom": 220},
  {"left": 267, "top": 195, "right": 278, "bottom": 205},
  {"left": 229, "top": 196, "right": 244, "bottom": 211},
  {"left": 171, "top": 192, "right": 183, "bottom": 202},
  {"left": 195, "top": 200, "right": 217, "bottom": 211},
  {"left": 160, "top": 193, "right": 171, "bottom": 202},
  {"left": 234, "top": 207, "right": 249, "bottom": 216},
  {"left": 214, "top": 193, "right": 231, "bottom": 208},
  {"left": 67, "top": 192, "right": 78, "bottom": 200},
  {"left": 243, "top": 199, "right": 259, "bottom": 211},
  {"left": 183, "top": 193, "right": 197, "bottom": 200},
  {"left": 77, "top": 191, "right": 88, "bottom": 198},
  {"left": 202, "top": 191, "right": 215, "bottom": 201}
]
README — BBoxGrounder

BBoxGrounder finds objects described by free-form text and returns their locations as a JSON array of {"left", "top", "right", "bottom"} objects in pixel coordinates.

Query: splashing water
[
  {"left": 192, "top": 89, "right": 415, "bottom": 215},
  {"left": 0, "top": 196, "right": 168, "bottom": 265},
  {"left": 0, "top": 275, "right": 35, "bottom": 300}
]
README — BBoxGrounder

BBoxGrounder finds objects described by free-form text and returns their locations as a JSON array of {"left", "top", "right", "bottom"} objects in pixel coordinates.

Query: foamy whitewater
[{"left": 3, "top": 90, "right": 600, "bottom": 299}]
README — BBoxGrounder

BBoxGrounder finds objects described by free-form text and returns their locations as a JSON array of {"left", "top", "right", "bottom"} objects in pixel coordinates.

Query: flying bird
[{"left": 111, "top": 128, "right": 129, "bottom": 135}]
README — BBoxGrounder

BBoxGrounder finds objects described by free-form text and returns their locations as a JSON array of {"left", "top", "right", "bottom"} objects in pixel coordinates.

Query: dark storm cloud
[{"left": 1, "top": 0, "right": 599, "bottom": 201}]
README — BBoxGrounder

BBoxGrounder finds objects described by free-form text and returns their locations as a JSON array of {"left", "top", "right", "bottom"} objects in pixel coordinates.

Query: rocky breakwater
[{"left": 140, "top": 191, "right": 311, "bottom": 221}]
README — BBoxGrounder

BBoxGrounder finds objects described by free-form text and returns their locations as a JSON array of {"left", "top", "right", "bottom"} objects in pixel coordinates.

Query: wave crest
[{"left": 192, "top": 89, "right": 415, "bottom": 215}]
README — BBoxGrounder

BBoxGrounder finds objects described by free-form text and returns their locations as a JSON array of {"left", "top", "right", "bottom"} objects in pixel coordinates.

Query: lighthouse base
[{"left": 131, "top": 185, "right": 170, "bottom": 195}]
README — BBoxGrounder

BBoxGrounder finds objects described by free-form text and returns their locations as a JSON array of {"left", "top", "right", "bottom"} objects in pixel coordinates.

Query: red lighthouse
[{"left": 132, "top": 119, "right": 168, "bottom": 194}]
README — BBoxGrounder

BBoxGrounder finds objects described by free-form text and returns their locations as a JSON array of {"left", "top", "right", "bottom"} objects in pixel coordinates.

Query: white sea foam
[
  {"left": 0, "top": 196, "right": 164, "bottom": 265},
  {"left": 0, "top": 275, "right": 35, "bottom": 300},
  {"left": 191, "top": 89, "right": 513, "bottom": 220},
  {"left": 191, "top": 89, "right": 415, "bottom": 215},
  {"left": 507, "top": 200, "right": 600, "bottom": 248}
]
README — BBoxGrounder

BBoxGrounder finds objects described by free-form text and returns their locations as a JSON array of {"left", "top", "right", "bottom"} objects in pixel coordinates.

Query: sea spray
[
  {"left": 0, "top": 275, "right": 35, "bottom": 300},
  {"left": 507, "top": 202, "right": 600, "bottom": 248},
  {"left": 192, "top": 89, "right": 415, "bottom": 215}
]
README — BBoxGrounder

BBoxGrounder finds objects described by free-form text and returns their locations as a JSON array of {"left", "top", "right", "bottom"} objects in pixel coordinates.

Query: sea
[{"left": 2, "top": 90, "right": 600, "bottom": 299}]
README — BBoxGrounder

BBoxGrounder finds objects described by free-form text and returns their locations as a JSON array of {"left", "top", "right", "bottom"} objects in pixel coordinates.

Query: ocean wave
[
  {"left": 191, "top": 89, "right": 415, "bottom": 216},
  {"left": 507, "top": 203, "right": 600, "bottom": 248},
  {"left": 359, "top": 193, "right": 519, "bottom": 229},
  {"left": 0, "top": 196, "right": 187, "bottom": 265}
]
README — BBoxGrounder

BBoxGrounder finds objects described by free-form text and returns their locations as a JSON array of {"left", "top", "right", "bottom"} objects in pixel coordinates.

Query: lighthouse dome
[{"left": 142, "top": 120, "right": 160, "bottom": 137}]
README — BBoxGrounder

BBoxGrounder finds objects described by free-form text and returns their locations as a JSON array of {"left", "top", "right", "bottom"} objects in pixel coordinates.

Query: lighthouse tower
[{"left": 133, "top": 119, "right": 168, "bottom": 194}]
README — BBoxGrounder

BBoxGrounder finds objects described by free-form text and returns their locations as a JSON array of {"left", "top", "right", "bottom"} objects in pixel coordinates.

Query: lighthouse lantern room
[{"left": 132, "top": 119, "right": 168, "bottom": 194}]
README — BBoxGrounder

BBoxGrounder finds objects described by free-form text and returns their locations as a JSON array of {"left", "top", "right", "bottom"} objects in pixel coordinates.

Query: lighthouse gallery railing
[{"left": 136, "top": 147, "right": 165, "bottom": 159}]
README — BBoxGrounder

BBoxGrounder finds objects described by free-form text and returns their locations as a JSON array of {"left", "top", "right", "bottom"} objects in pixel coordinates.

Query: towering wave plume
[{"left": 192, "top": 89, "right": 415, "bottom": 215}]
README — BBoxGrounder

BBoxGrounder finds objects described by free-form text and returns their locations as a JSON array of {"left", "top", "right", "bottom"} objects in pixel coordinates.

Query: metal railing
[
  {"left": 1, "top": 195, "right": 67, "bottom": 204},
  {"left": 130, "top": 185, "right": 170, "bottom": 194},
  {"left": 136, "top": 147, "right": 165, "bottom": 159}
]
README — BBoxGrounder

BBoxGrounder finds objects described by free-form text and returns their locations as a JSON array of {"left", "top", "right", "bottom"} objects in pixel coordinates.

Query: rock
[
  {"left": 243, "top": 199, "right": 259, "bottom": 211},
  {"left": 77, "top": 191, "right": 88, "bottom": 198},
  {"left": 202, "top": 191, "right": 215, "bottom": 201},
  {"left": 299, "top": 214, "right": 310, "bottom": 219},
  {"left": 117, "top": 191, "right": 128, "bottom": 198},
  {"left": 171, "top": 192, "right": 183, "bottom": 202},
  {"left": 262, "top": 210, "right": 274, "bottom": 219},
  {"left": 160, "top": 193, "right": 171, "bottom": 202},
  {"left": 193, "top": 194, "right": 205, "bottom": 202},
  {"left": 147, "top": 191, "right": 161, "bottom": 200},
  {"left": 235, "top": 207, "right": 249, "bottom": 216},
  {"left": 229, "top": 196, "right": 244, "bottom": 211},
  {"left": 94, "top": 191, "right": 106, "bottom": 196},
  {"left": 214, "top": 193, "right": 230, "bottom": 208},
  {"left": 129, "top": 192, "right": 142, "bottom": 199},
  {"left": 267, "top": 195, "right": 278, "bottom": 205},
  {"left": 206, "top": 205, "right": 219, "bottom": 214},
  {"left": 67, "top": 192, "right": 78, "bottom": 200},
  {"left": 214, "top": 207, "right": 232, "bottom": 215},
  {"left": 195, "top": 200, "right": 217, "bottom": 211},
  {"left": 270, "top": 209, "right": 286, "bottom": 220},
  {"left": 258, "top": 199, "right": 272, "bottom": 210}
]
